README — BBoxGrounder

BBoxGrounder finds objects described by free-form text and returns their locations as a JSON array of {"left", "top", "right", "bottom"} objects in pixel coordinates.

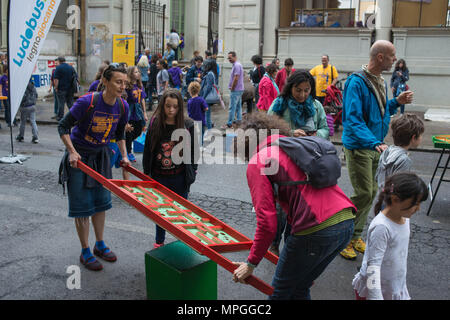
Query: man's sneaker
[
  {"left": 340, "top": 242, "right": 357, "bottom": 260},
  {"left": 128, "top": 153, "right": 136, "bottom": 162},
  {"left": 352, "top": 238, "right": 366, "bottom": 254},
  {"left": 32, "top": 137, "right": 39, "bottom": 144},
  {"left": 15, "top": 135, "right": 24, "bottom": 142},
  {"left": 153, "top": 243, "right": 164, "bottom": 249}
]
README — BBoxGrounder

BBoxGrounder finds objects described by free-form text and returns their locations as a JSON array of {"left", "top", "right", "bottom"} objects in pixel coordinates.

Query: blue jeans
[
  {"left": 269, "top": 219, "right": 354, "bottom": 300},
  {"left": 206, "top": 104, "right": 213, "bottom": 129},
  {"left": 272, "top": 204, "right": 291, "bottom": 247},
  {"left": 56, "top": 90, "right": 74, "bottom": 119},
  {"left": 153, "top": 173, "right": 189, "bottom": 244},
  {"left": 53, "top": 91, "right": 58, "bottom": 115},
  {"left": 227, "top": 90, "right": 243, "bottom": 126}
]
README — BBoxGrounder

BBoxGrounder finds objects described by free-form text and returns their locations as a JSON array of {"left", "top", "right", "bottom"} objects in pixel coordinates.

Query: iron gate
[
  {"left": 208, "top": 0, "right": 219, "bottom": 52},
  {"left": 132, "top": 0, "right": 166, "bottom": 56}
]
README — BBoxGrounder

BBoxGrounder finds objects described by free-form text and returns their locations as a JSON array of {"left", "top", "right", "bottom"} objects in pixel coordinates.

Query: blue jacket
[
  {"left": 342, "top": 72, "right": 400, "bottom": 150},
  {"left": 200, "top": 71, "right": 215, "bottom": 100}
]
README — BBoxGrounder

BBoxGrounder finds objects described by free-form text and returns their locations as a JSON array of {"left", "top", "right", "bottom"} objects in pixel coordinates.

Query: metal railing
[{"left": 132, "top": 0, "right": 166, "bottom": 55}]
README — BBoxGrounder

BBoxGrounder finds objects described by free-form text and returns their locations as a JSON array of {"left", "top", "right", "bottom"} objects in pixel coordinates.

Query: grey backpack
[{"left": 273, "top": 136, "right": 341, "bottom": 189}]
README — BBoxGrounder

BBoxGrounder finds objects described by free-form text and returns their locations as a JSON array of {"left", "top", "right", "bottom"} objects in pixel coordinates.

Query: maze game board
[{"left": 77, "top": 161, "right": 278, "bottom": 295}]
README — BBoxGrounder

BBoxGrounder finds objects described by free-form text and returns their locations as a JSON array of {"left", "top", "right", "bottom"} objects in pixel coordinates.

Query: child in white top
[{"left": 352, "top": 172, "right": 428, "bottom": 300}]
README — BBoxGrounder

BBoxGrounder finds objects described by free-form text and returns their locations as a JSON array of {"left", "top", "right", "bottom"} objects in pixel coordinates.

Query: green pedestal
[{"left": 145, "top": 241, "right": 217, "bottom": 300}]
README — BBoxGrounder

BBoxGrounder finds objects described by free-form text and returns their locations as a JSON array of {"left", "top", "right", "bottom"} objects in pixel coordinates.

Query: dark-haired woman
[
  {"left": 200, "top": 61, "right": 217, "bottom": 130},
  {"left": 268, "top": 70, "right": 329, "bottom": 140},
  {"left": 231, "top": 112, "right": 356, "bottom": 300},
  {"left": 250, "top": 55, "right": 266, "bottom": 105},
  {"left": 89, "top": 62, "right": 110, "bottom": 92},
  {"left": 390, "top": 59, "right": 410, "bottom": 115},
  {"left": 58, "top": 64, "right": 130, "bottom": 271},
  {"left": 147, "top": 55, "right": 159, "bottom": 110},
  {"left": 142, "top": 89, "right": 199, "bottom": 249},
  {"left": 257, "top": 64, "right": 279, "bottom": 112}
]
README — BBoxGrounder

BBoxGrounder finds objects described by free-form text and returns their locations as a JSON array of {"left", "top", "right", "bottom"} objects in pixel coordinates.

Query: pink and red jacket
[
  {"left": 246, "top": 135, "right": 356, "bottom": 265},
  {"left": 257, "top": 76, "right": 279, "bottom": 111}
]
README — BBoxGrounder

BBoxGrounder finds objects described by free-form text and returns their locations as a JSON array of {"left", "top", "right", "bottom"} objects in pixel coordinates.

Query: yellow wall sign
[{"left": 112, "top": 34, "right": 136, "bottom": 67}]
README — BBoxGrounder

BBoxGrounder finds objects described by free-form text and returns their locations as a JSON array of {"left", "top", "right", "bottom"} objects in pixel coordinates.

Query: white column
[
  {"left": 262, "top": 0, "right": 280, "bottom": 62},
  {"left": 375, "top": 0, "right": 393, "bottom": 41},
  {"left": 122, "top": 0, "right": 133, "bottom": 34},
  {"left": 306, "top": 0, "right": 313, "bottom": 9}
]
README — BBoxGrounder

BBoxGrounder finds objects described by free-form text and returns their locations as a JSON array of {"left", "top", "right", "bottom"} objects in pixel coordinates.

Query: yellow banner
[{"left": 112, "top": 34, "right": 136, "bottom": 67}]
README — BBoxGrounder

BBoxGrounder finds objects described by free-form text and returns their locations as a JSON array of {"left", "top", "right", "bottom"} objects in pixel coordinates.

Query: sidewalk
[{"left": 1, "top": 90, "right": 449, "bottom": 151}]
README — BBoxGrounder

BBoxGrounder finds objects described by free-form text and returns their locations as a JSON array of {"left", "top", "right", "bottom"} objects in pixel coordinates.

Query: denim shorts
[{"left": 67, "top": 167, "right": 112, "bottom": 218}]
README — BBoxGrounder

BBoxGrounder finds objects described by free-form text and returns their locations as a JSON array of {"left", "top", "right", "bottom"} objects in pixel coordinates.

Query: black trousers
[{"left": 126, "top": 120, "right": 144, "bottom": 154}]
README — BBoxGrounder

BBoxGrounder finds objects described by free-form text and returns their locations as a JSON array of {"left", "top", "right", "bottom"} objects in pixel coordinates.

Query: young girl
[
  {"left": 125, "top": 66, "right": 148, "bottom": 162},
  {"left": 352, "top": 172, "right": 428, "bottom": 300},
  {"left": 142, "top": 89, "right": 199, "bottom": 249},
  {"left": 187, "top": 81, "right": 208, "bottom": 145}
]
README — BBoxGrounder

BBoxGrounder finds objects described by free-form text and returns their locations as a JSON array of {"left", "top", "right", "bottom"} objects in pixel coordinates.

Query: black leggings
[{"left": 126, "top": 120, "right": 144, "bottom": 154}]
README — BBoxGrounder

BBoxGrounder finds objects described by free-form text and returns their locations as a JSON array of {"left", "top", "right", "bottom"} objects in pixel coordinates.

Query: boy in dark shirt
[{"left": 187, "top": 82, "right": 208, "bottom": 147}]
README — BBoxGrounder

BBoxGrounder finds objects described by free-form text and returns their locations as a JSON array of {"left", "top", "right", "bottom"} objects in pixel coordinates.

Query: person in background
[
  {"left": 163, "top": 43, "right": 176, "bottom": 68},
  {"left": 49, "top": 59, "right": 61, "bottom": 119},
  {"left": 390, "top": 59, "right": 410, "bottom": 115},
  {"left": 242, "top": 73, "right": 255, "bottom": 115},
  {"left": 213, "top": 35, "right": 219, "bottom": 56},
  {"left": 169, "top": 29, "right": 180, "bottom": 61},
  {"left": 16, "top": 78, "right": 39, "bottom": 143},
  {"left": 125, "top": 66, "right": 148, "bottom": 163},
  {"left": 223, "top": 51, "right": 244, "bottom": 129},
  {"left": 204, "top": 50, "right": 219, "bottom": 85},
  {"left": 137, "top": 55, "right": 150, "bottom": 99},
  {"left": 179, "top": 33, "right": 185, "bottom": 60},
  {"left": 0, "top": 68, "right": 17, "bottom": 127},
  {"left": 272, "top": 58, "right": 281, "bottom": 70},
  {"left": 250, "top": 55, "right": 266, "bottom": 106},
  {"left": 188, "top": 81, "right": 208, "bottom": 145},
  {"left": 147, "top": 54, "right": 159, "bottom": 111},
  {"left": 168, "top": 61, "right": 183, "bottom": 90},
  {"left": 275, "top": 58, "right": 295, "bottom": 93},
  {"left": 310, "top": 54, "right": 339, "bottom": 105},
  {"left": 200, "top": 60, "right": 217, "bottom": 130},
  {"left": 88, "top": 62, "right": 110, "bottom": 93},
  {"left": 156, "top": 59, "right": 170, "bottom": 102},
  {"left": 186, "top": 56, "right": 204, "bottom": 99},
  {"left": 54, "top": 56, "right": 77, "bottom": 121},
  {"left": 257, "top": 63, "right": 279, "bottom": 112},
  {"left": 268, "top": 70, "right": 329, "bottom": 140}
]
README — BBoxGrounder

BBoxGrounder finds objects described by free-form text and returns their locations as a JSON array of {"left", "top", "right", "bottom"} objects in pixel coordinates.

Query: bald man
[{"left": 340, "top": 40, "right": 413, "bottom": 260}]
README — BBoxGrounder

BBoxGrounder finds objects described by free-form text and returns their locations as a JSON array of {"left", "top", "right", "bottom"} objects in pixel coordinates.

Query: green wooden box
[{"left": 145, "top": 241, "right": 217, "bottom": 300}]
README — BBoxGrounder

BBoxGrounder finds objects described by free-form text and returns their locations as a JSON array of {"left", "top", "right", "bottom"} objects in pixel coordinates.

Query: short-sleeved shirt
[
  {"left": 54, "top": 63, "right": 75, "bottom": 91},
  {"left": 0, "top": 75, "right": 8, "bottom": 97},
  {"left": 69, "top": 92, "right": 129, "bottom": 148},
  {"left": 126, "top": 84, "right": 147, "bottom": 121},
  {"left": 168, "top": 67, "right": 183, "bottom": 87},
  {"left": 157, "top": 69, "right": 170, "bottom": 96},
  {"left": 88, "top": 80, "right": 101, "bottom": 92},
  {"left": 309, "top": 64, "right": 339, "bottom": 97},
  {"left": 187, "top": 96, "right": 208, "bottom": 125},
  {"left": 229, "top": 61, "right": 244, "bottom": 92}
]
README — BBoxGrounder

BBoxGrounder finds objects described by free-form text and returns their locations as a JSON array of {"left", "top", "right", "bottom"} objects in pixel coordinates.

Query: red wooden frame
[{"left": 77, "top": 161, "right": 279, "bottom": 296}]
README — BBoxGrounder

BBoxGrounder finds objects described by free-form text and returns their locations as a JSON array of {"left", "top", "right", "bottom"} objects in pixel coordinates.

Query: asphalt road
[{"left": 0, "top": 124, "right": 449, "bottom": 300}]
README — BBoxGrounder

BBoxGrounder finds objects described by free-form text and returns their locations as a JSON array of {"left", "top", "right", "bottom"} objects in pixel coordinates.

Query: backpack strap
[{"left": 75, "top": 92, "right": 100, "bottom": 126}]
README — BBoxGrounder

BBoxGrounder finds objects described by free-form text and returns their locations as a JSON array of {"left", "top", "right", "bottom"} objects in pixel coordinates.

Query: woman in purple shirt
[{"left": 58, "top": 64, "right": 130, "bottom": 272}]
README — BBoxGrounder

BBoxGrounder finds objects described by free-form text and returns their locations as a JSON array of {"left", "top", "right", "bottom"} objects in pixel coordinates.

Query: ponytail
[{"left": 374, "top": 172, "right": 428, "bottom": 215}]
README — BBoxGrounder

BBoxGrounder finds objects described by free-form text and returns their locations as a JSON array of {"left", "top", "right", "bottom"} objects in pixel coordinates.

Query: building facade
[{"left": 217, "top": 0, "right": 450, "bottom": 108}]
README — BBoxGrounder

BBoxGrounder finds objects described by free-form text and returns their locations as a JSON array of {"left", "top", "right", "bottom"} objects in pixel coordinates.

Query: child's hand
[{"left": 125, "top": 123, "right": 134, "bottom": 133}]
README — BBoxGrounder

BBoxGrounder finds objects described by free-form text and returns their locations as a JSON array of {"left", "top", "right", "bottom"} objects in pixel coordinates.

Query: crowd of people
[{"left": 0, "top": 36, "right": 426, "bottom": 300}]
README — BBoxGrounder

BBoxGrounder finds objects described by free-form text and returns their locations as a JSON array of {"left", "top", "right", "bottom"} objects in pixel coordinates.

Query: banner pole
[{"left": 6, "top": 0, "right": 14, "bottom": 157}]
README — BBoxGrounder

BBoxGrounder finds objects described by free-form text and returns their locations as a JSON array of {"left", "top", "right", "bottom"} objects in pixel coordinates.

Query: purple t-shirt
[
  {"left": 168, "top": 67, "right": 182, "bottom": 87},
  {"left": 70, "top": 92, "right": 129, "bottom": 148},
  {"left": 229, "top": 61, "right": 244, "bottom": 92},
  {"left": 126, "top": 84, "right": 147, "bottom": 121},
  {"left": 187, "top": 96, "right": 208, "bottom": 126},
  {"left": 88, "top": 80, "right": 101, "bottom": 92},
  {"left": 0, "top": 75, "right": 8, "bottom": 97}
]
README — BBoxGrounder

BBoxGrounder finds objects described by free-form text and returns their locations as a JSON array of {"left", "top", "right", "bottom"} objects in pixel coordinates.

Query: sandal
[
  {"left": 79, "top": 254, "right": 103, "bottom": 271},
  {"left": 94, "top": 245, "right": 117, "bottom": 262}
]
